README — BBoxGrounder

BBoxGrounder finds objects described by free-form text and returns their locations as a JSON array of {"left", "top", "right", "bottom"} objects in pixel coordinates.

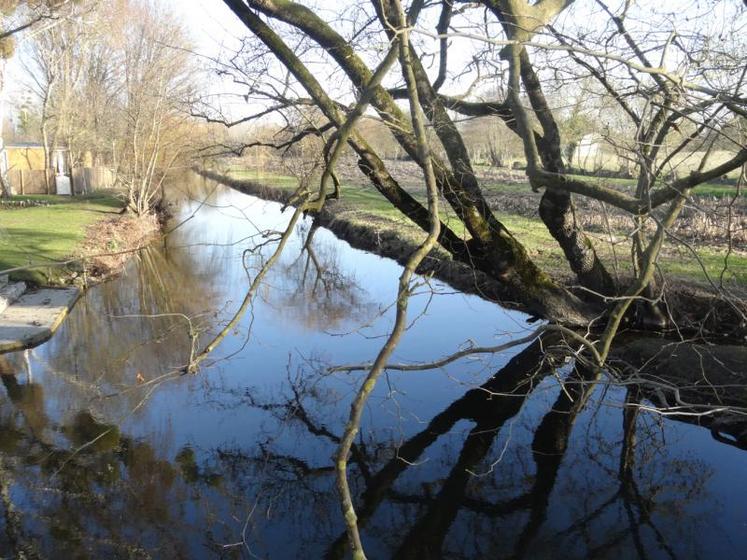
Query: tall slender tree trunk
[
  {"left": 42, "top": 125, "right": 52, "bottom": 194},
  {"left": 0, "top": 59, "right": 10, "bottom": 199}
]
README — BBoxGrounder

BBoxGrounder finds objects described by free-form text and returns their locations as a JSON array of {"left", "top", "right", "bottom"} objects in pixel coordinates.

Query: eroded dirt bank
[{"left": 74, "top": 211, "right": 161, "bottom": 285}]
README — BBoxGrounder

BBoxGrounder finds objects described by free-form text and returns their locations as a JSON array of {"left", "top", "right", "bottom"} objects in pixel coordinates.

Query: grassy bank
[
  {"left": 224, "top": 167, "right": 747, "bottom": 285},
  {"left": 0, "top": 192, "right": 125, "bottom": 285}
]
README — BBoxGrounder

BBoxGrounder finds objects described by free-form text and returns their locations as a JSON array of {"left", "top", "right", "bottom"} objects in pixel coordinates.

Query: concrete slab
[
  {"left": 0, "top": 288, "right": 80, "bottom": 353},
  {"left": 0, "top": 281, "right": 27, "bottom": 315}
]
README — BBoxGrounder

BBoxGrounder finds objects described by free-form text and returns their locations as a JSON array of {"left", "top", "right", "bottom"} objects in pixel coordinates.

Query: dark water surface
[{"left": 1, "top": 175, "right": 745, "bottom": 558}]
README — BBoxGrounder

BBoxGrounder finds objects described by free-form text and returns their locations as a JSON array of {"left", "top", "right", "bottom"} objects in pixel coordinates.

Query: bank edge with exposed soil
[
  {"left": 72, "top": 211, "right": 162, "bottom": 287},
  {"left": 6, "top": 204, "right": 162, "bottom": 289}
]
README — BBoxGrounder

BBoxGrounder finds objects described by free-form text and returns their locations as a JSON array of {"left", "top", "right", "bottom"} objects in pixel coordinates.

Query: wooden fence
[
  {"left": 71, "top": 167, "right": 115, "bottom": 194},
  {"left": 7, "top": 169, "right": 54, "bottom": 194},
  {"left": 7, "top": 167, "right": 115, "bottom": 195}
]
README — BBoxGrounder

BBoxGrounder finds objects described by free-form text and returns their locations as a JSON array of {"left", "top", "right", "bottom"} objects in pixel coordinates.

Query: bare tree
[
  {"left": 211, "top": 0, "right": 746, "bottom": 333},
  {"left": 200, "top": 3, "right": 746, "bottom": 555},
  {"left": 24, "top": 1, "right": 93, "bottom": 191},
  {"left": 0, "top": 0, "right": 74, "bottom": 196},
  {"left": 20, "top": 0, "right": 200, "bottom": 212},
  {"left": 116, "top": 1, "right": 196, "bottom": 215}
]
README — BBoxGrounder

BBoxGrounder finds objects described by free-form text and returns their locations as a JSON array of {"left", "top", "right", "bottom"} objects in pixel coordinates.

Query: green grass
[
  {"left": 483, "top": 182, "right": 529, "bottom": 195},
  {"left": 0, "top": 191, "right": 124, "bottom": 285},
  {"left": 495, "top": 211, "right": 747, "bottom": 284},
  {"left": 227, "top": 169, "right": 409, "bottom": 219},
  {"left": 659, "top": 246, "right": 747, "bottom": 284},
  {"left": 565, "top": 173, "right": 744, "bottom": 199},
  {"left": 226, "top": 169, "right": 298, "bottom": 189},
  {"left": 340, "top": 187, "right": 408, "bottom": 219},
  {"left": 690, "top": 184, "right": 745, "bottom": 198},
  {"left": 227, "top": 167, "right": 747, "bottom": 284}
]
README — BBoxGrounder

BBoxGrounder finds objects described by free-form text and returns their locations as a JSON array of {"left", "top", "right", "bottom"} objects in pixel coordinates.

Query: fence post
[{"left": 19, "top": 169, "right": 24, "bottom": 195}]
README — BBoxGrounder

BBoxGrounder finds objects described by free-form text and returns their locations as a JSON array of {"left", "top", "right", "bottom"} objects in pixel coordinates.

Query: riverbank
[
  {"left": 74, "top": 210, "right": 160, "bottom": 284},
  {"left": 0, "top": 192, "right": 160, "bottom": 287},
  {"left": 0, "top": 191, "right": 161, "bottom": 353}
]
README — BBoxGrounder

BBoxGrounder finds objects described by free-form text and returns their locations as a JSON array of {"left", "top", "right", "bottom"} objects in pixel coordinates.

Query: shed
[{"left": 0, "top": 142, "right": 70, "bottom": 195}]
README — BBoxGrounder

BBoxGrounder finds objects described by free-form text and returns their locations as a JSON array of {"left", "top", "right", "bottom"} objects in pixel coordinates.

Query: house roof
[
  {"left": 3, "top": 142, "right": 69, "bottom": 150},
  {"left": 4, "top": 141, "right": 44, "bottom": 148}
]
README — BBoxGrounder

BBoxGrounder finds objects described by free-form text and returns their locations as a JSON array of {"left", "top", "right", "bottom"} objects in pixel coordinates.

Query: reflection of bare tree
[
  {"left": 274, "top": 220, "right": 377, "bottom": 331},
  {"left": 170, "top": 175, "right": 746, "bottom": 556},
  {"left": 189, "top": 206, "right": 305, "bottom": 371},
  {"left": 182, "top": 168, "right": 747, "bottom": 556},
  {"left": 0, "top": 337, "right": 732, "bottom": 557},
  {"left": 4, "top": 173, "right": 743, "bottom": 556},
  {"left": 387, "top": 339, "right": 559, "bottom": 560},
  {"left": 0, "top": 358, "right": 49, "bottom": 443},
  {"left": 221, "top": 339, "right": 723, "bottom": 559},
  {"left": 512, "top": 365, "right": 599, "bottom": 558},
  {"left": 611, "top": 339, "right": 747, "bottom": 450},
  {"left": 8, "top": 213, "right": 237, "bottom": 423},
  {"left": 0, "top": 357, "right": 42, "bottom": 557}
]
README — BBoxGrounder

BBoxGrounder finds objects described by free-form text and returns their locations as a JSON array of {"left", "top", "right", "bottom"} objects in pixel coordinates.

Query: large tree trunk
[{"left": 516, "top": 50, "right": 617, "bottom": 298}]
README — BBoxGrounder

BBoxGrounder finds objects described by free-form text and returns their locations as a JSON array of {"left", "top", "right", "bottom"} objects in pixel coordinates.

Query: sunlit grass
[
  {"left": 565, "top": 173, "right": 744, "bottom": 199},
  {"left": 0, "top": 192, "right": 124, "bottom": 284}
]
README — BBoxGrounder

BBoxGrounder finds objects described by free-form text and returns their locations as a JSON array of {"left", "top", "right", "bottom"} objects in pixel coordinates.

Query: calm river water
[{"left": 1, "top": 175, "right": 745, "bottom": 558}]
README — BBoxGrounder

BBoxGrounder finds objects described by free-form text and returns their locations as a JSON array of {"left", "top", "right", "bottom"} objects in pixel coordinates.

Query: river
[{"left": 0, "top": 174, "right": 745, "bottom": 558}]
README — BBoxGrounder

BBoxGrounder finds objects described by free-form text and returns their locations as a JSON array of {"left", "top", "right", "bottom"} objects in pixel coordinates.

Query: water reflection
[
  {"left": 0, "top": 175, "right": 744, "bottom": 558},
  {"left": 0, "top": 339, "right": 726, "bottom": 558},
  {"left": 277, "top": 221, "right": 375, "bottom": 331},
  {"left": 235, "top": 339, "right": 718, "bottom": 559}
]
